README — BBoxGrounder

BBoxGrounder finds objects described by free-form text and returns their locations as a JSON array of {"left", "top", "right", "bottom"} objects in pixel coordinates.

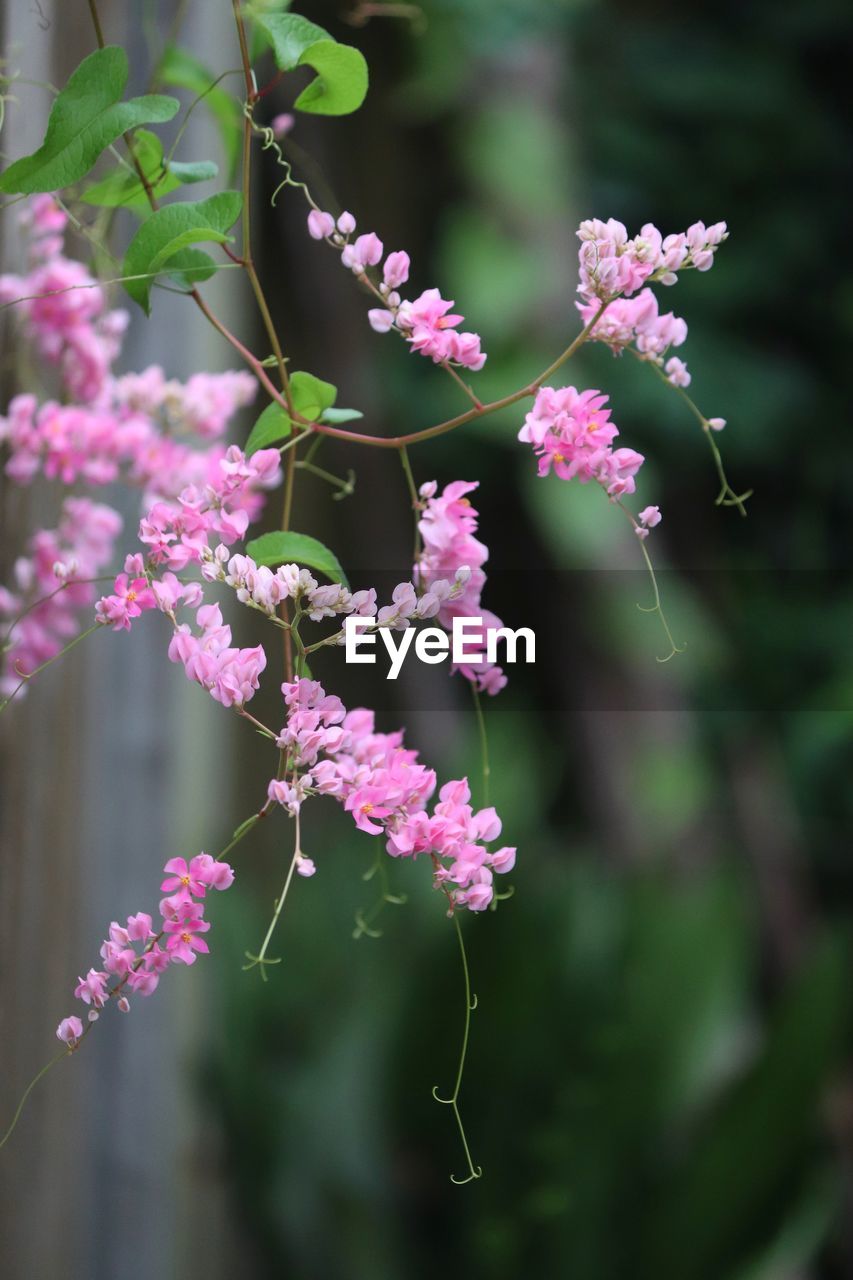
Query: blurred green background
[
  {"left": 4, "top": 0, "right": 851, "bottom": 1276},
  {"left": 192, "top": 1, "right": 853, "bottom": 1277}
]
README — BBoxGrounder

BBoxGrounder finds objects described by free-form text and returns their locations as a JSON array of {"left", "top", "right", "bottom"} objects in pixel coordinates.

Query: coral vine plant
[{"left": 0, "top": 2, "right": 749, "bottom": 1182}]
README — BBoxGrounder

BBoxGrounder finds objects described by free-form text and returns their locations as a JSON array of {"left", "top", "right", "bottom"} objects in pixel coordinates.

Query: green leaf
[
  {"left": 160, "top": 247, "right": 219, "bottom": 294},
  {"left": 82, "top": 132, "right": 218, "bottom": 212},
  {"left": 245, "top": 531, "right": 348, "bottom": 588},
  {"left": 167, "top": 159, "right": 219, "bottom": 184},
  {"left": 248, "top": 0, "right": 295, "bottom": 59},
  {"left": 253, "top": 13, "right": 332, "bottom": 70},
  {"left": 122, "top": 191, "right": 242, "bottom": 312},
  {"left": 245, "top": 402, "right": 292, "bottom": 456},
  {"left": 294, "top": 42, "right": 369, "bottom": 117},
  {"left": 0, "top": 47, "right": 178, "bottom": 194},
  {"left": 157, "top": 44, "right": 241, "bottom": 176},
  {"left": 291, "top": 371, "right": 337, "bottom": 421},
  {"left": 255, "top": 15, "right": 368, "bottom": 117},
  {"left": 81, "top": 129, "right": 176, "bottom": 210},
  {"left": 321, "top": 406, "right": 364, "bottom": 424}
]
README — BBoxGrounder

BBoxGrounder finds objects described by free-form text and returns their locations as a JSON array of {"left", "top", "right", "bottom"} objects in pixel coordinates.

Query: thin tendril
[
  {"left": 1, "top": 576, "right": 112, "bottom": 649},
  {"left": 0, "top": 1048, "right": 71, "bottom": 1152},
  {"left": 352, "top": 841, "right": 407, "bottom": 939},
  {"left": 243, "top": 809, "right": 303, "bottom": 980},
  {"left": 0, "top": 623, "right": 101, "bottom": 714},
  {"left": 432, "top": 913, "right": 483, "bottom": 1185},
  {"left": 470, "top": 685, "right": 490, "bottom": 807},
  {"left": 628, "top": 348, "right": 752, "bottom": 515},
  {"left": 398, "top": 445, "right": 421, "bottom": 563},
  {"left": 613, "top": 499, "right": 684, "bottom": 662},
  {"left": 295, "top": 459, "right": 356, "bottom": 500}
]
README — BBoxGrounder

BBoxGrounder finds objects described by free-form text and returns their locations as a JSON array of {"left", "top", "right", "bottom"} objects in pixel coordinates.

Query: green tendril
[
  {"left": 0, "top": 1048, "right": 71, "bottom": 1152},
  {"left": 634, "top": 533, "right": 685, "bottom": 663},
  {"left": 432, "top": 913, "right": 483, "bottom": 1186},
  {"left": 470, "top": 685, "right": 491, "bottom": 807},
  {"left": 0, "top": 623, "right": 102, "bottom": 715},
  {"left": 243, "top": 809, "right": 304, "bottom": 980},
  {"left": 352, "top": 842, "right": 407, "bottom": 940}
]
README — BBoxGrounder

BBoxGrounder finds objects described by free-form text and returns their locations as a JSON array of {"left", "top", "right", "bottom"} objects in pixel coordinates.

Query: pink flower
[
  {"left": 307, "top": 209, "right": 335, "bottom": 240},
  {"left": 164, "top": 915, "right": 210, "bottom": 965},
  {"left": 126, "top": 911, "right": 153, "bottom": 941},
  {"left": 193, "top": 852, "right": 235, "bottom": 891},
  {"left": 95, "top": 574, "right": 156, "bottom": 631},
  {"left": 665, "top": 356, "right": 691, "bottom": 387},
  {"left": 74, "top": 968, "right": 109, "bottom": 1008},
  {"left": 271, "top": 112, "right": 294, "bottom": 138},
  {"left": 521, "top": 386, "right": 646, "bottom": 500},
  {"left": 368, "top": 308, "right": 394, "bottom": 333},
  {"left": 345, "top": 785, "right": 394, "bottom": 834},
  {"left": 639, "top": 505, "right": 662, "bottom": 528},
  {"left": 383, "top": 251, "right": 410, "bottom": 289},
  {"left": 126, "top": 968, "right": 160, "bottom": 996},
  {"left": 161, "top": 855, "right": 208, "bottom": 898},
  {"left": 56, "top": 1015, "right": 84, "bottom": 1045}
]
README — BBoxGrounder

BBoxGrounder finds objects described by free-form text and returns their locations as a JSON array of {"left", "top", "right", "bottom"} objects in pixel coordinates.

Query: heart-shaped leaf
[
  {"left": 255, "top": 15, "right": 368, "bottom": 117},
  {"left": 290, "top": 371, "right": 338, "bottom": 421},
  {"left": 246, "top": 531, "right": 348, "bottom": 588},
  {"left": 82, "top": 131, "right": 217, "bottom": 212},
  {"left": 123, "top": 191, "right": 242, "bottom": 311},
  {"left": 0, "top": 47, "right": 179, "bottom": 194},
  {"left": 294, "top": 42, "right": 368, "bottom": 117},
  {"left": 253, "top": 13, "right": 332, "bottom": 69},
  {"left": 245, "top": 402, "right": 292, "bottom": 456}
]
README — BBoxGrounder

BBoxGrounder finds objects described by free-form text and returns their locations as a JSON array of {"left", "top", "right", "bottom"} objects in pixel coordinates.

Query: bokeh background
[{"left": 1, "top": 1, "right": 852, "bottom": 1277}]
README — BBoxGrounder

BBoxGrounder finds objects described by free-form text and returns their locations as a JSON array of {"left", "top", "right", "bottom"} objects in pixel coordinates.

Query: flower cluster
[
  {"left": 0, "top": 497, "right": 122, "bottom": 697},
  {"left": 136, "top": 445, "right": 280, "bottom": 571},
  {"left": 577, "top": 286, "right": 696, "bottom": 386},
  {"left": 519, "top": 385, "right": 648, "bottom": 502},
  {"left": 0, "top": 196, "right": 128, "bottom": 404},
  {"left": 56, "top": 852, "right": 235, "bottom": 1045},
  {"left": 416, "top": 480, "right": 506, "bottom": 695},
  {"left": 168, "top": 603, "right": 267, "bottom": 708},
  {"left": 577, "top": 218, "right": 727, "bottom": 302},
  {"left": 1, "top": 200, "right": 271, "bottom": 691},
  {"left": 267, "top": 678, "right": 515, "bottom": 911},
  {"left": 203, "top": 548, "right": 377, "bottom": 621},
  {"left": 307, "top": 208, "right": 486, "bottom": 371},
  {"left": 1, "top": 372, "right": 257, "bottom": 494}
]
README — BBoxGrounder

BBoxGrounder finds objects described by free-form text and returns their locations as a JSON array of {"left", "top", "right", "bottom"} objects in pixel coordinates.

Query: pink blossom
[
  {"left": 665, "top": 356, "right": 691, "bottom": 387},
  {"left": 382, "top": 251, "right": 410, "bottom": 289},
  {"left": 126, "top": 912, "right": 153, "bottom": 941},
  {"left": 164, "top": 914, "right": 210, "bottom": 965},
  {"left": 307, "top": 209, "right": 335, "bottom": 240},
  {"left": 520, "top": 385, "right": 651, "bottom": 503},
  {"left": 74, "top": 968, "right": 109, "bottom": 1008},
  {"left": 271, "top": 112, "right": 294, "bottom": 138},
  {"left": 56, "top": 1015, "right": 84, "bottom": 1045},
  {"left": 576, "top": 216, "right": 727, "bottom": 301},
  {"left": 95, "top": 574, "right": 156, "bottom": 631}
]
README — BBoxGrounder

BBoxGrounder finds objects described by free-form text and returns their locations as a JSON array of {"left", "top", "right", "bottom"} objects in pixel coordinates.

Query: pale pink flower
[{"left": 56, "top": 1015, "right": 84, "bottom": 1045}]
